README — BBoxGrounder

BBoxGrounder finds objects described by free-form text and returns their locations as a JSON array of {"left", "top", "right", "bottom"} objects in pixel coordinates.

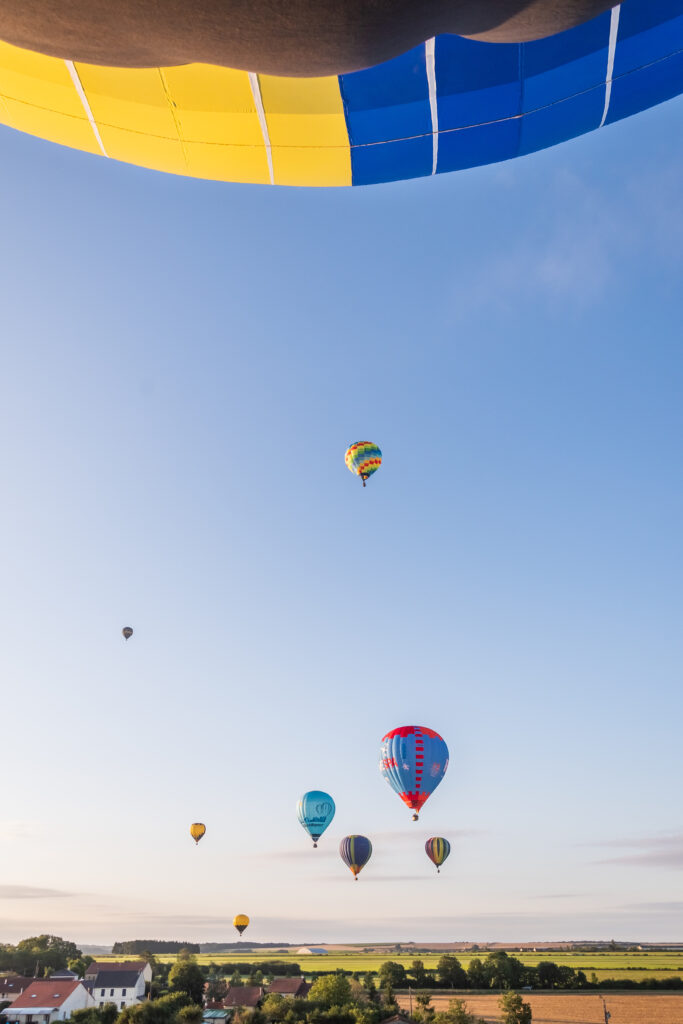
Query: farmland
[
  {"left": 98, "top": 948, "right": 683, "bottom": 983},
  {"left": 397, "top": 992, "right": 683, "bottom": 1023}
]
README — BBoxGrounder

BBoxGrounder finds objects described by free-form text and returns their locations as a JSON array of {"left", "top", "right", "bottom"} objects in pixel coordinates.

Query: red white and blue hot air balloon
[{"left": 379, "top": 725, "right": 449, "bottom": 821}]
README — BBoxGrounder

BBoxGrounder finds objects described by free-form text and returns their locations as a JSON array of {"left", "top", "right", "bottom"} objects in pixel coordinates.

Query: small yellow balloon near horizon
[
  {"left": 233, "top": 914, "right": 250, "bottom": 935},
  {"left": 190, "top": 823, "right": 206, "bottom": 844}
]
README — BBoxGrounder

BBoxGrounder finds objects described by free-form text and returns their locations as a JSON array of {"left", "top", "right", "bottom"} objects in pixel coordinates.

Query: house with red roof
[
  {"left": 4, "top": 980, "right": 94, "bottom": 1023},
  {"left": 266, "top": 978, "right": 310, "bottom": 998},
  {"left": 222, "top": 986, "right": 263, "bottom": 1010}
]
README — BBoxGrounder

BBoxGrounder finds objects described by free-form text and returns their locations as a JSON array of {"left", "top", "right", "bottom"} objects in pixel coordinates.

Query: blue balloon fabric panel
[{"left": 338, "top": 0, "right": 683, "bottom": 186}]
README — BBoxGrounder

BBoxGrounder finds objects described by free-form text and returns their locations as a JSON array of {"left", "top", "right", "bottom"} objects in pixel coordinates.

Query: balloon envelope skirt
[{"left": 0, "top": 2, "right": 681, "bottom": 185}]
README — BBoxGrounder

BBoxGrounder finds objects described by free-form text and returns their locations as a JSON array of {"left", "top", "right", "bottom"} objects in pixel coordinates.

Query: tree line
[{"left": 377, "top": 953, "right": 683, "bottom": 991}]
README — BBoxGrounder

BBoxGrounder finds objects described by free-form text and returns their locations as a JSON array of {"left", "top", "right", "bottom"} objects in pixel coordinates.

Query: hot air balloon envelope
[
  {"left": 339, "top": 834, "right": 372, "bottom": 879},
  {"left": 233, "top": 914, "right": 250, "bottom": 935},
  {"left": 0, "top": 3, "right": 680, "bottom": 186},
  {"left": 122, "top": 627, "right": 133, "bottom": 640},
  {"left": 425, "top": 836, "right": 451, "bottom": 872},
  {"left": 297, "top": 791, "right": 336, "bottom": 847},
  {"left": 190, "top": 823, "right": 206, "bottom": 844},
  {"left": 379, "top": 725, "right": 449, "bottom": 820},
  {"left": 345, "top": 442, "right": 382, "bottom": 485}
]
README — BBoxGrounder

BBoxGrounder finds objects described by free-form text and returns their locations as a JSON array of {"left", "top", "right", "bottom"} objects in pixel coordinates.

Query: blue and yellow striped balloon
[
  {"left": 345, "top": 442, "right": 382, "bottom": 487},
  {"left": 339, "top": 834, "right": 372, "bottom": 880},
  {"left": 425, "top": 836, "right": 451, "bottom": 873}
]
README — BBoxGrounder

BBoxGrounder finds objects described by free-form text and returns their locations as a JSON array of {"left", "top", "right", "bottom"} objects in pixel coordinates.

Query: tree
[
  {"left": 414, "top": 993, "right": 434, "bottom": 1023},
  {"left": 536, "top": 962, "right": 560, "bottom": 989},
  {"left": 230, "top": 970, "right": 243, "bottom": 988},
  {"left": 482, "top": 953, "right": 524, "bottom": 990},
  {"left": 437, "top": 957, "right": 467, "bottom": 989},
  {"left": 177, "top": 949, "right": 195, "bottom": 963},
  {"left": 309, "top": 974, "right": 352, "bottom": 1008},
  {"left": 68, "top": 958, "right": 94, "bottom": 979},
  {"left": 206, "top": 979, "right": 228, "bottom": 1003},
  {"left": 499, "top": 992, "right": 532, "bottom": 1024},
  {"left": 466, "top": 959, "right": 486, "bottom": 990},
  {"left": 261, "top": 994, "right": 287, "bottom": 1022},
  {"left": 71, "top": 1007, "right": 119, "bottom": 1024},
  {"left": 378, "top": 962, "right": 407, "bottom": 989},
  {"left": 381, "top": 983, "right": 396, "bottom": 1010},
  {"left": 556, "top": 967, "right": 575, "bottom": 990},
  {"left": 362, "top": 974, "right": 377, "bottom": 1000},
  {"left": 119, "top": 993, "right": 190, "bottom": 1024},
  {"left": 347, "top": 979, "right": 369, "bottom": 1005},
  {"left": 175, "top": 1006, "right": 203, "bottom": 1024},
  {"left": 169, "top": 961, "right": 206, "bottom": 1004},
  {"left": 433, "top": 998, "right": 484, "bottom": 1024},
  {"left": 410, "top": 961, "right": 428, "bottom": 987},
  {"left": 13, "top": 936, "right": 81, "bottom": 975}
]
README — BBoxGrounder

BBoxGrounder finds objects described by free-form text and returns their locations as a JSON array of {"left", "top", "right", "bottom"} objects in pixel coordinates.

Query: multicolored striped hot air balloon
[
  {"left": 339, "top": 835, "right": 372, "bottom": 880},
  {"left": 190, "top": 822, "right": 206, "bottom": 845},
  {"left": 425, "top": 836, "right": 451, "bottom": 873},
  {"left": 297, "top": 791, "right": 336, "bottom": 848},
  {"left": 345, "top": 442, "right": 382, "bottom": 487},
  {"left": 379, "top": 725, "right": 449, "bottom": 821}
]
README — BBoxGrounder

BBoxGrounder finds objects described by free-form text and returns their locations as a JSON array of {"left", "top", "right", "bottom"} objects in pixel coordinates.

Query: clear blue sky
[{"left": 1, "top": 94, "right": 682, "bottom": 947}]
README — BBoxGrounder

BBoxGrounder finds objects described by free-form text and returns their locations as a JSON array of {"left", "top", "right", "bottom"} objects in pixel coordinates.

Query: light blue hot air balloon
[{"left": 297, "top": 791, "right": 336, "bottom": 848}]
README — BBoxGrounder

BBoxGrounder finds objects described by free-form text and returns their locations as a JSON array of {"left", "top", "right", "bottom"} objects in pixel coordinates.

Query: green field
[{"left": 97, "top": 950, "right": 683, "bottom": 982}]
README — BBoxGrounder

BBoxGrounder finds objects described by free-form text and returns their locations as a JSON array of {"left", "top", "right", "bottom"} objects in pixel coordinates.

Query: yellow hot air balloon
[
  {"left": 190, "top": 823, "right": 206, "bottom": 845},
  {"left": 233, "top": 914, "right": 249, "bottom": 936}
]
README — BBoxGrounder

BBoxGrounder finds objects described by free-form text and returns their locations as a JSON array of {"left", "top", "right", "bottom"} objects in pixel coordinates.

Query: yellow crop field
[{"left": 96, "top": 948, "right": 683, "bottom": 983}]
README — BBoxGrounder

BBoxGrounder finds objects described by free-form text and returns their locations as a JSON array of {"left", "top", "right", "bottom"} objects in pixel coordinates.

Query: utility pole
[{"left": 600, "top": 996, "right": 611, "bottom": 1022}]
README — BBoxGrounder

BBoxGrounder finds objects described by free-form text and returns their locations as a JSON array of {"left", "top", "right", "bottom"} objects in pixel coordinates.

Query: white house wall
[
  {"left": 59, "top": 984, "right": 95, "bottom": 1019},
  {"left": 95, "top": 977, "right": 145, "bottom": 1010}
]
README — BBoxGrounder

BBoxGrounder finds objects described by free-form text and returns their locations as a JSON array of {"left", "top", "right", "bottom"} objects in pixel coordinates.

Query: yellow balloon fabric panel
[
  {"left": 0, "top": 39, "right": 351, "bottom": 186},
  {"left": 0, "top": 42, "right": 100, "bottom": 154}
]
